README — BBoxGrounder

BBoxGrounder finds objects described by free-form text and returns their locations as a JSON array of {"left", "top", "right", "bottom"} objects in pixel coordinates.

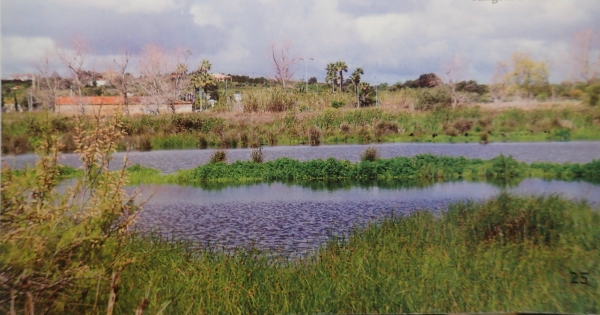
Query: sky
[{"left": 2, "top": 0, "right": 599, "bottom": 84}]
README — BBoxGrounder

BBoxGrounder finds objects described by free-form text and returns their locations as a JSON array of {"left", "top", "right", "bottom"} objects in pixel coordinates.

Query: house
[{"left": 211, "top": 73, "right": 232, "bottom": 82}]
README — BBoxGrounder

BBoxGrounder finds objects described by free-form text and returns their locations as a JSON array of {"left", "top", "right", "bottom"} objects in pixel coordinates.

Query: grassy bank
[
  {"left": 3, "top": 104, "right": 600, "bottom": 154},
  {"left": 125, "top": 154, "right": 600, "bottom": 186},
  {"left": 113, "top": 194, "right": 599, "bottom": 314}
]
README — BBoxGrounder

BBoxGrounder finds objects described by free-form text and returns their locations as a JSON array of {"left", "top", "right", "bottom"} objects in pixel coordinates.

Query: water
[
  {"left": 4, "top": 141, "right": 600, "bottom": 173},
  {"left": 133, "top": 178, "right": 600, "bottom": 256}
]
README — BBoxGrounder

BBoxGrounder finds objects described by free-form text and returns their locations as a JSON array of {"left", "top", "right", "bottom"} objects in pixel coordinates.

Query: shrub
[
  {"left": 583, "top": 83, "right": 600, "bottom": 106},
  {"left": 453, "top": 119, "right": 474, "bottom": 133},
  {"left": 413, "top": 86, "right": 452, "bottom": 110},
  {"left": 308, "top": 125, "right": 321, "bottom": 146},
  {"left": 361, "top": 147, "right": 379, "bottom": 161},
  {"left": 480, "top": 132, "right": 489, "bottom": 144},
  {"left": 339, "top": 122, "right": 351, "bottom": 134},
  {"left": 331, "top": 100, "right": 345, "bottom": 108},
  {"left": 138, "top": 134, "right": 153, "bottom": 151},
  {"left": 210, "top": 150, "right": 227, "bottom": 163},
  {"left": 250, "top": 147, "right": 264, "bottom": 163},
  {"left": 0, "top": 115, "right": 141, "bottom": 313}
]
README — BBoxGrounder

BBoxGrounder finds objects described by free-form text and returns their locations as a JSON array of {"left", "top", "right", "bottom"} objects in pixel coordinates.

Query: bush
[
  {"left": 210, "top": 150, "right": 227, "bottom": 163},
  {"left": 0, "top": 116, "right": 141, "bottom": 313},
  {"left": 480, "top": 132, "right": 489, "bottom": 144},
  {"left": 583, "top": 83, "right": 600, "bottom": 106},
  {"left": 250, "top": 147, "right": 264, "bottom": 163},
  {"left": 308, "top": 125, "right": 321, "bottom": 146},
  {"left": 339, "top": 122, "right": 351, "bottom": 134},
  {"left": 331, "top": 100, "right": 345, "bottom": 108},
  {"left": 413, "top": 86, "right": 452, "bottom": 110},
  {"left": 361, "top": 147, "right": 379, "bottom": 161}
]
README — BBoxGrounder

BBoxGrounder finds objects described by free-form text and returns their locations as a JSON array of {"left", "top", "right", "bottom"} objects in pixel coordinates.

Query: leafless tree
[
  {"left": 137, "top": 44, "right": 173, "bottom": 114},
  {"left": 440, "top": 56, "right": 467, "bottom": 108},
  {"left": 34, "top": 49, "right": 62, "bottom": 112},
  {"left": 569, "top": 28, "right": 600, "bottom": 84},
  {"left": 490, "top": 61, "right": 509, "bottom": 102},
  {"left": 112, "top": 50, "right": 132, "bottom": 114},
  {"left": 57, "top": 35, "right": 93, "bottom": 114},
  {"left": 168, "top": 48, "right": 192, "bottom": 113},
  {"left": 271, "top": 42, "right": 298, "bottom": 88}
]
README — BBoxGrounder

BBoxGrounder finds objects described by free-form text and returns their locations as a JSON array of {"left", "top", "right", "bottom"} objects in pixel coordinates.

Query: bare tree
[
  {"left": 490, "top": 61, "right": 509, "bottom": 102},
  {"left": 34, "top": 49, "right": 62, "bottom": 112},
  {"left": 168, "top": 48, "right": 192, "bottom": 113},
  {"left": 271, "top": 42, "right": 298, "bottom": 88},
  {"left": 440, "top": 56, "right": 467, "bottom": 108},
  {"left": 570, "top": 28, "right": 600, "bottom": 84},
  {"left": 57, "top": 35, "right": 92, "bottom": 114},
  {"left": 111, "top": 50, "right": 132, "bottom": 114},
  {"left": 137, "top": 44, "right": 173, "bottom": 114}
]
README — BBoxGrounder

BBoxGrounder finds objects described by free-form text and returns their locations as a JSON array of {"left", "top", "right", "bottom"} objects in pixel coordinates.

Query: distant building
[{"left": 212, "top": 73, "right": 232, "bottom": 82}]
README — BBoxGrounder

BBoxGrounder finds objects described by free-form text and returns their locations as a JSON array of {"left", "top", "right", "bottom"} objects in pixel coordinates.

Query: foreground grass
[
  {"left": 3, "top": 104, "right": 600, "bottom": 154},
  {"left": 114, "top": 194, "right": 599, "bottom": 314},
  {"left": 125, "top": 154, "right": 600, "bottom": 186}
]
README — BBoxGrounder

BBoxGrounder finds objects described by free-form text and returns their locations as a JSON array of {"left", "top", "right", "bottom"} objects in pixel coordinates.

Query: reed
[
  {"left": 115, "top": 194, "right": 599, "bottom": 314},
  {"left": 4, "top": 104, "right": 600, "bottom": 154}
]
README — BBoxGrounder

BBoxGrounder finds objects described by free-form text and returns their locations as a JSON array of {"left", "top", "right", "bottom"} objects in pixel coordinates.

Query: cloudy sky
[{"left": 2, "top": 0, "right": 599, "bottom": 84}]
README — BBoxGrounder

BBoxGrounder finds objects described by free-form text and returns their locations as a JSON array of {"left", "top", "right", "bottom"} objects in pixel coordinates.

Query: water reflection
[{"left": 134, "top": 178, "right": 600, "bottom": 256}]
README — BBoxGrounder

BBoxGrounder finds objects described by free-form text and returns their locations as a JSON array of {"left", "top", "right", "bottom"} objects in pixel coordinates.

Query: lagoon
[
  {"left": 4, "top": 141, "right": 600, "bottom": 173},
  {"left": 134, "top": 178, "right": 600, "bottom": 256}
]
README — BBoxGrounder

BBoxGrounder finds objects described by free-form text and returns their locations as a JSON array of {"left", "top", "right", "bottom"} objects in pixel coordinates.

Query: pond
[
  {"left": 4, "top": 141, "right": 600, "bottom": 173},
  {"left": 133, "top": 178, "right": 600, "bottom": 256}
]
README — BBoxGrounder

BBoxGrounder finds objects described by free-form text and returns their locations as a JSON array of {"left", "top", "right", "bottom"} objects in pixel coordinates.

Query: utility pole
[{"left": 299, "top": 57, "right": 313, "bottom": 93}]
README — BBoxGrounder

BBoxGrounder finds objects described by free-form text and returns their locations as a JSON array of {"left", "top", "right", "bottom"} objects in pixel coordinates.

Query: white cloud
[
  {"left": 190, "top": 3, "right": 223, "bottom": 27},
  {"left": 55, "top": 0, "right": 178, "bottom": 14},
  {"left": 1, "top": 36, "right": 58, "bottom": 76}
]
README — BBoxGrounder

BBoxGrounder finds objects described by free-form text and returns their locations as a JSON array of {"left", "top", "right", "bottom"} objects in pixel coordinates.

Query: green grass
[
  {"left": 113, "top": 194, "right": 600, "bottom": 314},
  {"left": 125, "top": 154, "right": 600, "bottom": 186},
  {"left": 3, "top": 104, "right": 600, "bottom": 154}
]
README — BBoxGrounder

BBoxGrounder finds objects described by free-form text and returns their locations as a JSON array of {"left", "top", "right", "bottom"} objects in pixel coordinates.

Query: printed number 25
[{"left": 571, "top": 272, "right": 589, "bottom": 285}]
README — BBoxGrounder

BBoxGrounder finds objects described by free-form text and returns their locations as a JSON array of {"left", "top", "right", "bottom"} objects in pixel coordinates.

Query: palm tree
[
  {"left": 359, "top": 82, "right": 371, "bottom": 106},
  {"left": 335, "top": 61, "right": 348, "bottom": 92},
  {"left": 199, "top": 59, "right": 212, "bottom": 73},
  {"left": 326, "top": 63, "right": 337, "bottom": 93},
  {"left": 191, "top": 67, "right": 215, "bottom": 110},
  {"left": 351, "top": 68, "right": 364, "bottom": 105}
]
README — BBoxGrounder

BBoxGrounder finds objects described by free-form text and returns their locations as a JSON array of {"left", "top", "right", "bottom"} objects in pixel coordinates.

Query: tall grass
[
  {"left": 115, "top": 194, "right": 600, "bottom": 314},
  {"left": 4, "top": 104, "right": 600, "bottom": 154}
]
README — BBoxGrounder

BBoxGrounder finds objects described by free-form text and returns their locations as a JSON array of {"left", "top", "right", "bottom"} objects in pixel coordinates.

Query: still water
[
  {"left": 134, "top": 178, "right": 600, "bottom": 256},
  {"left": 4, "top": 141, "right": 600, "bottom": 173}
]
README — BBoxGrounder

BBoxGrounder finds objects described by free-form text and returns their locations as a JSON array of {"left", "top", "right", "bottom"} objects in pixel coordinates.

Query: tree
[
  {"left": 490, "top": 61, "right": 509, "bottom": 102},
  {"left": 569, "top": 28, "right": 600, "bottom": 84},
  {"left": 35, "top": 49, "right": 62, "bottom": 112},
  {"left": 57, "top": 36, "right": 92, "bottom": 114},
  {"left": 308, "top": 77, "right": 318, "bottom": 85},
  {"left": 334, "top": 61, "right": 348, "bottom": 92},
  {"left": 325, "top": 63, "right": 337, "bottom": 93},
  {"left": 137, "top": 44, "right": 172, "bottom": 114},
  {"left": 502, "top": 52, "right": 549, "bottom": 100},
  {"left": 111, "top": 50, "right": 132, "bottom": 113},
  {"left": 190, "top": 60, "right": 216, "bottom": 110},
  {"left": 168, "top": 49, "right": 192, "bottom": 113},
  {"left": 350, "top": 68, "right": 364, "bottom": 107},
  {"left": 440, "top": 56, "right": 467, "bottom": 108},
  {"left": 271, "top": 42, "right": 298, "bottom": 88}
]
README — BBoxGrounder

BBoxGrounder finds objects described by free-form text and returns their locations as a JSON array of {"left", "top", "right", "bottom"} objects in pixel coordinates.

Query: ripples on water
[{"left": 133, "top": 179, "right": 600, "bottom": 256}]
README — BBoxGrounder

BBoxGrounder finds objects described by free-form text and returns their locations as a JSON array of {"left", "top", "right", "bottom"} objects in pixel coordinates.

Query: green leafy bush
[
  {"left": 331, "top": 100, "right": 345, "bottom": 108},
  {"left": 583, "top": 83, "right": 600, "bottom": 106}
]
